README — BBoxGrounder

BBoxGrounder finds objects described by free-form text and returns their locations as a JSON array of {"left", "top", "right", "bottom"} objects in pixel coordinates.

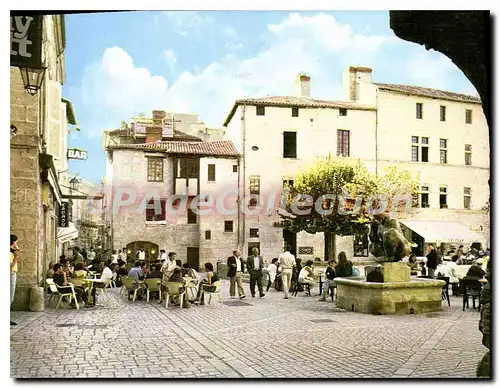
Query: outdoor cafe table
[{"left": 83, "top": 278, "right": 105, "bottom": 306}]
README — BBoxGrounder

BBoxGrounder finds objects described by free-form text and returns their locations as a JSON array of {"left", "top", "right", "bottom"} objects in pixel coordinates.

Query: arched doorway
[{"left": 125, "top": 241, "right": 159, "bottom": 263}]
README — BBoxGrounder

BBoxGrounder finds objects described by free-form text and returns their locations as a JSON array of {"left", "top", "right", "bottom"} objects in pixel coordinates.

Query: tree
[{"left": 279, "top": 157, "right": 419, "bottom": 260}]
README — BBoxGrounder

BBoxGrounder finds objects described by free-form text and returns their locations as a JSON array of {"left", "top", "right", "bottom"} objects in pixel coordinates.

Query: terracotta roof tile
[
  {"left": 223, "top": 96, "right": 375, "bottom": 126},
  {"left": 374, "top": 83, "right": 481, "bottom": 104},
  {"left": 107, "top": 128, "right": 202, "bottom": 141},
  {"left": 108, "top": 140, "right": 240, "bottom": 157}
]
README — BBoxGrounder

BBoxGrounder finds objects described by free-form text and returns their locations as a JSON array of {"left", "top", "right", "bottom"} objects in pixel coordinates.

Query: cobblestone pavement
[{"left": 10, "top": 280, "right": 486, "bottom": 378}]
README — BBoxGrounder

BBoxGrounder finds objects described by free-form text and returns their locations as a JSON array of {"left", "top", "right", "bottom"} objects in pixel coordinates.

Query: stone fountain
[{"left": 335, "top": 215, "right": 445, "bottom": 315}]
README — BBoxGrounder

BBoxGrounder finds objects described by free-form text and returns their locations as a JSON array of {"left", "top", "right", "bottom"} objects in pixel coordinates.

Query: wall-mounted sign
[
  {"left": 59, "top": 202, "right": 69, "bottom": 227},
  {"left": 10, "top": 15, "right": 43, "bottom": 69},
  {"left": 67, "top": 148, "right": 88, "bottom": 160},
  {"left": 298, "top": 246, "right": 314, "bottom": 255}
]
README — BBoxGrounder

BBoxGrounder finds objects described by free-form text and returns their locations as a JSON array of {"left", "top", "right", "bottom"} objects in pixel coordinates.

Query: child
[{"left": 419, "top": 261, "right": 427, "bottom": 276}]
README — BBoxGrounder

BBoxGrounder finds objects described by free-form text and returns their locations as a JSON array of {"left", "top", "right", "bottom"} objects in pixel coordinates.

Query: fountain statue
[{"left": 368, "top": 214, "right": 411, "bottom": 263}]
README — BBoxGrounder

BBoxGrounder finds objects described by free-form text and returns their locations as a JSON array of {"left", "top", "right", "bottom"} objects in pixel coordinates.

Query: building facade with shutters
[
  {"left": 223, "top": 67, "right": 490, "bottom": 261},
  {"left": 104, "top": 111, "right": 240, "bottom": 269}
]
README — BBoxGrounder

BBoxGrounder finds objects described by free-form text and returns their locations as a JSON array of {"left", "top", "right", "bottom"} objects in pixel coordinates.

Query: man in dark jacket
[
  {"left": 246, "top": 247, "right": 265, "bottom": 298},
  {"left": 227, "top": 250, "right": 246, "bottom": 299},
  {"left": 426, "top": 244, "right": 438, "bottom": 278}
]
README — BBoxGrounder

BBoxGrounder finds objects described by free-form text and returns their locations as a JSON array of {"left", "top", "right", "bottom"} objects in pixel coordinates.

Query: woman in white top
[
  {"left": 445, "top": 255, "right": 460, "bottom": 284},
  {"left": 298, "top": 260, "right": 316, "bottom": 290},
  {"left": 266, "top": 258, "right": 280, "bottom": 292}
]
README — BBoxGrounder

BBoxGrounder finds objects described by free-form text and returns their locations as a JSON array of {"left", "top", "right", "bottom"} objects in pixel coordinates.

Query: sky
[{"left": 63, "top": 10, "right": 479, "bottom": 184}]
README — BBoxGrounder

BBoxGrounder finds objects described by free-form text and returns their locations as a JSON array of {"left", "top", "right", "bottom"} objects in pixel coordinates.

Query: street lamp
[
  {"left": 19, "top": 67, "right": 46, "bottom": 95},
  {"left": 69, "top": 176, "right": 80, "bottom": 192}
]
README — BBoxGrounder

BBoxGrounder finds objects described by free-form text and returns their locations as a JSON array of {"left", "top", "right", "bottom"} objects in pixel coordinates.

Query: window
[
  {"left": 187, "top": 196, "right": 197, "bottom": 224},
  {"left": 207, "top": 164, "right": 216, "bottom": 182},
  {"left": 411, "top": 146, "right": 419, "bottom": 162},
  {"left": 420, "top": 186, "right": 430, "bottom": 208},
  {"left": 283, "top": 179, "right": 294, "bottom": 188},
  {"left": 440, "top": 105, "right": 446, "bottom": 122},
  {"left": 283, "top": 132, "right": 297, "bottom": 158},
  {"left": 416, "top": 103, "right": 423, "bottom": 119},
  {"left": 147, "top": 157, "right": 164, "bottom": 182},
  {"left": 339, "top": 108, "right": 348, "bottom": 116},
  {"left": 205, "top": 230, "right": 211, "bottom": 240},
  {"left": 291, "top": 107, "right": 299, "bottom": 117},
  {"left": 465, "top": 109, "right": 472, "bottom": 124},
  {"left": 256, "top": 106, "right": 265, "bottom": 116},
  {"left": 465, "top": 144, "right": 472, "bottom": 165},
  {"left": 411, "top": 136, "right": 428, "bottom": 162},
  {"left": 337, "top": 130, "right": 350, "bottom": 157},
  {"left": 187, "top": 208, "right": 197, "bottom": 224},
  {"left": 439, "top": 187, "right": 448, "bottom": 209},
  {"left": 440, "top": 138, "right": 448, "bottom": 164},
  {"left": 224, "top": 220, "right": 234, "bottom": 232},
  {"left": 250, "top": 228, "right": 259, "bottom": 238},
  {"left": 178, "top": 158, "right": 199, "bottom": 178},
  {"left": 464, "top": 187, "right": 471, "bottom": 209},
  {"left": 233, "top": 165, "right": 238, "bottom": 173},
  {"left": 249, "top": 176, "right": 260, "bottom": 195},
  {"left": 146, "top": 199, "right": 166, "bottom": 221}
]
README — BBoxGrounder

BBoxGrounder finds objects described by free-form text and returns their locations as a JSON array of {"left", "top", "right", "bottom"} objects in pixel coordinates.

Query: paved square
[{"left": 10, "top": 280, "right": 486, "bottom": 378}]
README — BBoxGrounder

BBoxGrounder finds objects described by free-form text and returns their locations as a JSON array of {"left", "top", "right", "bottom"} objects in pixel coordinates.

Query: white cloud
[
  {"left": 163, "top": 49, "right": 177, "bottom": 73},
  {"left": 78, "top": 12, "right": 474, "bottom": 142},
  {"left": 163, "top": 11, "right": 211, "bottom": 36},
  {"left": 223, "top": 27, "right": 243, "bottom": 51}
]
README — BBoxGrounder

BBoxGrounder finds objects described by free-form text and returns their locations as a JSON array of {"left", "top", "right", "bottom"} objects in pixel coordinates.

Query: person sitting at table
[
  {"left": 298, "top": 260, "right": 316, "bottom": 293},
  {"left": 334, "top": 252, "right": 353, "bottom": 278},
  {"left": 467, "top": 260, "right": 486, "bottom": 279},
  {"left": 419, "top": 261, "right": 427, "bottom": 276},
  {"left": 194, "top": 262, "right": 219, "bottom": 306},
  {"left": 319, "top": 259, "right": 336, "bottom": 301},
  {"left": 148, "top": 263, "right": 163, "bottom": 279},
  {"left": 52, "top": 263, "right": 89, "bottom": 308},
  {"left": 166, "top": 268, "right": 191, "bottom": 308},
  {"left": 445, "top": 255, "right": 460, "bottom": 295},
  {"left": 73, "top": 262, "right": 88, "bottom": 279},
  {"left": 407, "top": 254, "right": 419, "bottom": 276},
  {"left": 128, "top": 261, "right": 144, "bottom": 280}
]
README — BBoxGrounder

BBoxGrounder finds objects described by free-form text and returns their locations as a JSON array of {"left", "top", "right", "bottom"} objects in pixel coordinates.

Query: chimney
[
  {"left": 296, "top": 72, "right": 311, "bottom": 98},
  {"left": 343, "top": 66, "right": 372, "bottom": 101},
  {"left": 146, "top": 126, "right": 163, "bottom": 143}
]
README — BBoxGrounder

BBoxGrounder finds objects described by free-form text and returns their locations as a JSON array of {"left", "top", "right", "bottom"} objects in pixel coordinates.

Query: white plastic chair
[
  {"left": 46, "top": 280, "right": 79, "bottom": 309},
  {"left": 164, "top": 282, "right": 185, "bottom": 308},
  {"left": 203, "top": 281, "right": 223, "bottom": 307}
]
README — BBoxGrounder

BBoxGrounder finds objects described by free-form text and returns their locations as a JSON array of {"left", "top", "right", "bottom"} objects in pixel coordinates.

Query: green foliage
[{"left": 279, "top": 157, "right": 419, "bottom": 237}]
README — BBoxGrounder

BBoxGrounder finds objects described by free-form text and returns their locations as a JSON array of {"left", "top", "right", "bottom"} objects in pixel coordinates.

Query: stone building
[
  {"left": 104, "top": 111, "right": 240, "bottom": 269},
  {"left": 223, "top": 67, "right": 489, "bottom": 262},
  {"left": 10, "top": 15, "right": 78, "bottom": 310}
]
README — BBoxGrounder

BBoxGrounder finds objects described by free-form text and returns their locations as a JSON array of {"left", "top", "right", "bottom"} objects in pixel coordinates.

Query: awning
[
  {"left": 57, "top": 222, "right": 79, "bottom": 244},
  {"left": 400, "top": 220, "right": 483, "bottom": 244}
]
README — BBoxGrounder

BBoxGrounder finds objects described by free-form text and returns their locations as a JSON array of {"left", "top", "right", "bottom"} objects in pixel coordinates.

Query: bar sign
[{"left": 59, "top": 202, "right": 69, "bottom": 227}]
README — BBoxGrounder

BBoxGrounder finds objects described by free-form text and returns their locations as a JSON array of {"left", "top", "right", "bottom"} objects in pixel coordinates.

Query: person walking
[
  {"left": 426, "top": 244, "right": 438, "bottom": 279},
  {"left": 10, "top": 234, "right": 20, "bottom": 326},
  {"left": 227, "top": 250, "right": 246, "bottom": 299},
  {"left": 246, "top": 247, "right": 265, "bottom": 298},
  {"left": 279, "top": 244, "right": 295, "bottom": 300},
  {"left": 266, "top": 258, "right": 280, "bottom": 292}
]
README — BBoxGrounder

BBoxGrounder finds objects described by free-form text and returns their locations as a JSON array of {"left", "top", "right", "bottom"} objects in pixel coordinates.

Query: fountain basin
[{"left": 335, "top": 277, "right": 445, "bottom": 315}]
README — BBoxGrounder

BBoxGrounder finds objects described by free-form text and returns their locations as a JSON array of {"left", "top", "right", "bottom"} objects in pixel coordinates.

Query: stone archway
[{"left": 125, "top": 241, "right": 159, "bottom": 263}]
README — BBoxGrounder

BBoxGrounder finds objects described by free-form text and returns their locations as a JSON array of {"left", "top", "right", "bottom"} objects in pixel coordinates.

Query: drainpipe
[
  {"left": 241, "top": 104, "right": 247, "bottom": 254},
  {"left": 375, "top": 88, "right": 379, "bottom": 177}
]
